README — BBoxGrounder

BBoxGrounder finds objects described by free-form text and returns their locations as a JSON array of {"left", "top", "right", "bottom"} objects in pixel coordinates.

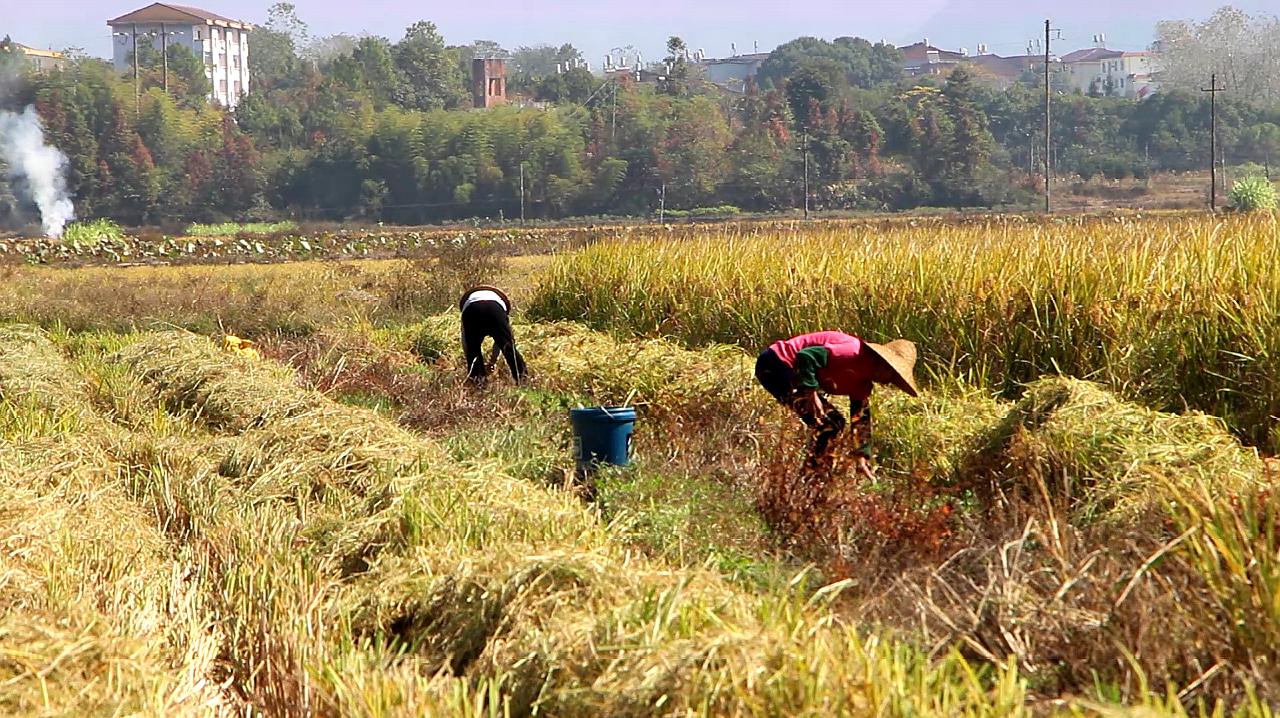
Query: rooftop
[
  {"left": 968, "top": 53, "right": 1038, "bottom": 78},
  {"left": 0, "top": 40, "right": 65, "bottom": 59},
  {"left": 107, "top": 3, "right": 251, "bottom": 30},
  {"left": 899, "top": 41, "right": 967, "bottom": 63},
  {"left": 699, "top": 53, "right": 771, "bottom": 65},
  {"left": 1060, "top": 47, "right": 1125, "bottom": 63}
]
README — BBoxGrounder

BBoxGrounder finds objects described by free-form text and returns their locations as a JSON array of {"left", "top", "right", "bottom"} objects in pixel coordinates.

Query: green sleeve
[{"left": 793, "top": 346, "right": 830, "bottom": 390}]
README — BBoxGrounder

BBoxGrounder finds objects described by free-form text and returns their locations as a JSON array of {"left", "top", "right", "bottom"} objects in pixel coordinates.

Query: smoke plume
[{"left": 0, "top": 105, "right": 75, "bottom": 237}]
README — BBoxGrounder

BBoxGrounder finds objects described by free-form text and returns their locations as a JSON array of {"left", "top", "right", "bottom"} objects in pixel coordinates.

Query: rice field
[
  {"left": 530, "top": 213, "right": 1280, "bottom": 451},
  {"left": 2, "top": 213, "right": 1280, "bottom": 715}
]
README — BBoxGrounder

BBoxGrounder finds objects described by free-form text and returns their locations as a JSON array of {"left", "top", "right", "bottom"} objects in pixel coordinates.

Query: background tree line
[{"left": 1, "top": 3, "right": 1277, "bottom": 226}]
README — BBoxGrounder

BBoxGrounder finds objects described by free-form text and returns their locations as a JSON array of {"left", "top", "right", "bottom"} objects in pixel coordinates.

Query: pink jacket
[{"left": 768, "top": 331, "right": 878, "bottom": 399}]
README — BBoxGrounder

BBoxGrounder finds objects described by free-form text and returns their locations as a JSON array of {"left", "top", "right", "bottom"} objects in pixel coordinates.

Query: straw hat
[
  {"left": 864, "top": 339, "right": 920, "bottom": 397},
  {"left": 458, "top": 285, "right": 514, "bottom": 312}
]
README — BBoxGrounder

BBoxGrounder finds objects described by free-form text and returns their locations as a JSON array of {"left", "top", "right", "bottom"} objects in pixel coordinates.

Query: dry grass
[
  {"left": 0, "top": 254, "right": 551, "bottom": 337},
  {"left": 1, "top": 326, "right": 1046, "bottom": 716},
  {"left": 357, "top": 315, "right": 1280, "bottom": 707},
  {"left": 0, "top": 327, "right": 232, "bottom": 716}
]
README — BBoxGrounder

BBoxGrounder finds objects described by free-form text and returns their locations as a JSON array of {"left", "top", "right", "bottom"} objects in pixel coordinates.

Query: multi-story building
[
  {"left": 697, "top": 53, "right": 770, "bottom": 92},
  {"left": 1060, "top": 46, "right": 1157, "bottom": 99},
  {"left": 107, "top": 2, "right": 252, "bottom": 108},
  {"left": 0, "top": 39, "right": 68, "bottom": 73},
  {"left": 967, "top": 51, "right": 1040, "bottom": 90},
  {"left": 898, "top": 40, "right": 967, "bottom": 78}
]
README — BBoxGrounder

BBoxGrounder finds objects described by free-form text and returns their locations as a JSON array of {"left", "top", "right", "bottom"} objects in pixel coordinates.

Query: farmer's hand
[
  {"left": 854, "top": 455, "right": 877, "bottom": 481},
  {"left": 808, "top": 390, "right": 824, "bottom": 418}
]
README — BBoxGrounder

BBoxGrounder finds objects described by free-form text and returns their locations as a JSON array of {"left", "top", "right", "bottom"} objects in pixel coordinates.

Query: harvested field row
[
  {"left": 1, "top": 327, "right": 1032, "bottom": 715},
  {"left": 3, "top": 317, "right": 1278, "bottom": 714},
  {"left": 357, "top": 317, "right": 1280, "bottom": 704}
]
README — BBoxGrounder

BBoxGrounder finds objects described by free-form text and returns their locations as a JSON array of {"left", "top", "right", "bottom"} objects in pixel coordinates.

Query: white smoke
[{"left": 0, "top": 105, "right": 75, "bottom": 237}]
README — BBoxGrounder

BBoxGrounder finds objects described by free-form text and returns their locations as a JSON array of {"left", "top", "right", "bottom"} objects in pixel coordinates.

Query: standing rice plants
[{"left": 530, "top": 213, "right": 1280, "bottom": 449}]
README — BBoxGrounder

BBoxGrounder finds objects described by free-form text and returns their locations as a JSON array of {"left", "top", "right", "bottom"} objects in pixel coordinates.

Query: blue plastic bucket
[{"left": 570, "top": 406, "right": 637, "bottom": 470}]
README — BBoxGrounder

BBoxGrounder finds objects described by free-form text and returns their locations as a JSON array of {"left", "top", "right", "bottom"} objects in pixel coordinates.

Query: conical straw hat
[{"left": 864, "top": 339, "right": 919, "bottom": 397}]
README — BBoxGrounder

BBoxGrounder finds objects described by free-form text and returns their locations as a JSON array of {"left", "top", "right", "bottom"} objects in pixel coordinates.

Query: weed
[
  {"left": 184, "top": 221, "right": 301, "bottom": 237},
  {"left": 62, "top": 218, "right": 125, "bottom": 246}
]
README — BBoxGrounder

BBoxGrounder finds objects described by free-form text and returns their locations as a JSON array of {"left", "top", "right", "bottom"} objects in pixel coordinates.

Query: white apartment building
[
  {"left": 108, "top": 3, "right": 251, "bottom": 108},
  {"left": 1060, "top": 47, "right": 1158, "bottom": 99}
]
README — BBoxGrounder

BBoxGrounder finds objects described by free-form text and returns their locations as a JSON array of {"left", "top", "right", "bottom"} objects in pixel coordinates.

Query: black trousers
[{"left": 461, "top": 300, "right": 527, "bottom": 382}]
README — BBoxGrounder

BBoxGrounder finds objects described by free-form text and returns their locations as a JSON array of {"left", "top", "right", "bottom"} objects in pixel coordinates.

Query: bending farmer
[
  {"left": 755, "top": 331, "right": 918, "bottom": 476},
  {"left": 459, "top": 285, "right": 528, "bottom": 384}
]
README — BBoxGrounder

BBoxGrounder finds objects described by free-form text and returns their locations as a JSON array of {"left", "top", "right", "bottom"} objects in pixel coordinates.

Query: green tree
[
  {"left": 534, "top": 66, "right": 595, "bottom": 103},
  {"left": 657, "top": 96, "right": 731, "bottom": 207},
  {"left": 759, "top": 36, "right": 902, "bottom": 91},
  {"left": 1238, "top": 123, "right": 1280, "bottom": 177},
  {"left": 135, "top": 42, "right": 209, "bottom": 107},
  {"left": 942, "top": 67, "right": 994, "bottom": 178},
  {"left": 332, "top": 36, "right": 399, "bottom": 109},
  {"left": 785, "top": 61, "right": 841, "bottom": 128},
  {"left": 393, "top": 21, "right": 466, "bottom": 110},
  {"left": 660, "top": 36, "right": 692, "bottom": 97},
  {"left": 250, "top": 3, "right": 307, "bottom": 91},
  {"left": 510, "top": 43, "right": 583, "bottom": 80}
]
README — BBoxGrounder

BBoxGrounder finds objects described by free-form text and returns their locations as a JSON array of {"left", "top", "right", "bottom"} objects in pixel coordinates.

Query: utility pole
[
  {"left": 133, "top": 24, "right": 140, "bottom": 115},
  {"left": 802, "top": 129, "right": 810, "bottom": 220},
  {"left": 1202, "top": 73, "right": 1225, "bottom": 211},
  {"left": 658, "top": 182, "right": 666, "bottom": 224},
  {"left": 1044, "top": 19, "right": 1054, "bottom": 213},
  {"left": 161, "top": 22, "right": 168, "bottom": 94},
  {"left": 519, "top": 162, "right": 525, "bottom": 225}
]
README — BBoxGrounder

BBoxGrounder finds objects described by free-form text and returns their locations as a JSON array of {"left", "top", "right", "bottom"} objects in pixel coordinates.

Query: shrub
[
  {"left": 62, "top": 219, "right": 125, "bottom": 246},
  {"left": 661, "top": 205, "right": 741, "bottom": 219},
  {"left": 1229, "top": 176, "right": 1278, "bottom": 212},
  {"left": 183, "top": 221, "right": 299, "bottom": 237}
]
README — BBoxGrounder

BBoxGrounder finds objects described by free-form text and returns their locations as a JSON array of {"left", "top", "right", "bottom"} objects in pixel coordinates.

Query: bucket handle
[{"left": 580, "top": 389, "right": 639, "bottom": 420}]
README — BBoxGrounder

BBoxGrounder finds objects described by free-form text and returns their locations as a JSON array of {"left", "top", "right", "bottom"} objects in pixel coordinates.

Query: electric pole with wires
[
  {"left": 1044, "top": 20, "right": 1061, "bottom": 213},
  {"left": 1202, "top": 73, "right": 1225, "bottom": 211}
]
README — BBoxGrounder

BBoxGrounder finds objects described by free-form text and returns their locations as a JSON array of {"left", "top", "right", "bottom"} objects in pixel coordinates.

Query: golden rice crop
[{"left": 530, "top": 213, "right": 1280, "bottom": 450}]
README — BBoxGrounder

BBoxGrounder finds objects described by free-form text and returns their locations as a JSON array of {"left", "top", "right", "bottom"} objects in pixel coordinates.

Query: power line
[{"left": 1201, "top": 72, "right": 1226, "bottom": 212}]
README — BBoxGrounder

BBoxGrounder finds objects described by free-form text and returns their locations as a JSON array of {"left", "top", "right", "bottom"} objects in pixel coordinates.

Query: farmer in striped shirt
[
  {"left": 459, "top": 285, "right": 528, "bottom": 385},
  {"left": 755, "top": 331, "right": 919, "bottom": 476}
]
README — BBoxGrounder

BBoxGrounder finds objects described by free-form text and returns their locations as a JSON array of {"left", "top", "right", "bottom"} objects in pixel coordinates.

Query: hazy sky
[{"left": 7, "top": 0, "right": 1276, "bottom": 65}]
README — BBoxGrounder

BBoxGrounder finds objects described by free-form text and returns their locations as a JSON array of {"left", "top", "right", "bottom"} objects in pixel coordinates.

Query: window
[
  {"left": 220, "top": 79, "right": 228, "bottom": 94},
  {"left": 219, "top": 53, "right": 227, "bottom": 66},
  {"left": 194, "top": 28, "right": 201, "bottom": 40},
  {"left": 233, "top": 81, "right": 241, "bottom": 97}
]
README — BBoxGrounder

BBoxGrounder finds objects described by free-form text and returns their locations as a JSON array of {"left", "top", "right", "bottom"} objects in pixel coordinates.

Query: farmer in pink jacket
[{"left": 755, "top": 331, "right": 919, "bottom": 476}]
